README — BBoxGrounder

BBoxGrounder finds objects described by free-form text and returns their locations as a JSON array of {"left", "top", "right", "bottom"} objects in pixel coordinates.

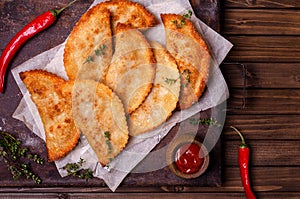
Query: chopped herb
[
  {"left": 84, "top": 56, "right": 94, "bottom": 64},
  {"left": 62, "top": 158, "right": 94, "bottom": 181},
  {"left": 181, "top": 69, "right": 191, "bottom": 88},
  {"left": 189, "top": 117, "right": 221, "bottom": 127},
  {"left": 95, "top": 44, "right": 106, "bottom": 56},
  {"left": 104, "top": 131, "right": 112, "bottom": 153},
  {"left": 84, "top": 44, "right": 106, "bottom": 64},
  {"left": 182, "top": 10, "right": 192, "bottom": 19},
  {"left": 164, "top": 77, "right": 179, "bottom": 85},
  {"left": 0, "top": 131, "right": 44, "bottom": 184},
  {"left": 172, "top": 10, "right": 193, "bottom": 29}
]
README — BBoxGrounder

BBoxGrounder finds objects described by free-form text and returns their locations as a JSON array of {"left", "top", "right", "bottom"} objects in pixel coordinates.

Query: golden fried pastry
[
  {"left": 105, "top": 23, "right": 156, "bottom": 114},
  {"left": 64, "top": 8, "right": 112, "bottom": 81},
  {"left": 20, "top": 70, "right": 80, "bottom": 162},
  {"left": 161, "top": 13, "right": 211, "bottom": 109},
  {"left": 64, "top": 0, "right": 157, "bottom": 82},
  {"left": 99, "top": 0, "right": 157, "bottom": 34},
  {"left": 71, "top": 80, "right": 129, "bottom": 166},
  {"left": 129, "top": 41, "right": 180, "bottom": 136}
]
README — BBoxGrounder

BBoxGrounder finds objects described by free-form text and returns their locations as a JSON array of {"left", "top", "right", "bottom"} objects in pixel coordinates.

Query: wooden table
[{"left": 0, "top": 0, "right": 299, "bottom": 198}]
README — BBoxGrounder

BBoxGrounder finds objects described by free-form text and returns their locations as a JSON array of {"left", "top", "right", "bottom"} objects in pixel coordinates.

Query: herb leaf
[
  {"left": 95, "top": 44, "right": 106, "bottom": 56},
  {"left": 62, "top": 158, "right": 94, "bottom": 181},
  {"left": 172, "top": 10, "right": 193, "bottom": 29},
  {"left": 164, "top": 77, "right": 178, "bottom": 85},
  {"left": 189, "top": 117, "right": 221, "bottom": 127},
  {"left": 0, "top": 131, "right": 44, "bottom": 184},
  {"left": 183, "top": 10, "right": 192, "bottom": 19},
  {"left": 84, "top": 56, "right": 94, "bottom": 64},
  {"left": 104, "top": 131, "right": 112, "bottom": 153}
]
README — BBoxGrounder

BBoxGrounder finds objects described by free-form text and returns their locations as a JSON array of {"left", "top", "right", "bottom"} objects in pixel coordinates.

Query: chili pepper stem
[
  {"left": 51, "top": 0, "right": 79, "bottom": 17},
  {"left": 230, "top": 126, "right": 247, "bottom": 146}
]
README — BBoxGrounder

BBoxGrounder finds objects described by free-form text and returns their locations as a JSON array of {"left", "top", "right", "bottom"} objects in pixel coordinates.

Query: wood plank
[
  {"left": 223, "top": 167, "right": 300, "bottom": 193},
  {"left": 0, "top": 167, "right": 299, "bottom": 193},
  {"left": 221, "top": 63, "right": 300, "bottom": 89},
  {"left": 224, "top": 36, "right": 300, "bottom": 63},
  {"left": 222, "top": 9, "right": 300, "bottom": 35},
  {"left": 224, "top": 140, "right": 300, "bottom": 166},
  {"left": 227, "top": 89, "right": 300, "bottom": 114},
  {"left": 223, "top": 0, "right": 300, "bottom": 8},
  {"left": 68, "top": 192, "right": 300, "bottom": 199},
  {"left": 224, "top": 115, "right": 300, "bottom": 140},
  {"left": 0, "top": 192, "right": 299, "bottom": 199}
]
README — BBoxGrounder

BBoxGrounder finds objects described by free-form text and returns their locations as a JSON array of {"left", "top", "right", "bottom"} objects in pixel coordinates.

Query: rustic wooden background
[{"left": 0, "top": 0, "right": 300, "bottom": 198}]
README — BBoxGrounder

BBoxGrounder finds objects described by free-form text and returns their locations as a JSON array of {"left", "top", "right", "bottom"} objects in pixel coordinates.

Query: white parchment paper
[{"left": 11, "top": 0, "right": 233, "bottom": 191}]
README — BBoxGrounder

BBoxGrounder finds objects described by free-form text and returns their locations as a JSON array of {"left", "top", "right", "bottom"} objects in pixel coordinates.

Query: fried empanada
[
  {"left": 129, "top": 42, "right": 180, "bottom": 136},
  {"left": 105, "top": 23, "right": 156, "bottom": 114},
  {"left": 71, "top": 80, "right": 129, "bottom": 166},
  {"left": 161, "top": 13, "right": 211, "bottom": 109},
  {"left": 64, "top": 8, "right": 112, "bottom": 81},
  {"left": 20, "top": 70, "right": 80, "bottom": 162},
  {"left": 64, "top": 0, "right": 157, "bottom": 82},
  {"left": 99, "top": 0, "right": 157, "bottom": 34}
]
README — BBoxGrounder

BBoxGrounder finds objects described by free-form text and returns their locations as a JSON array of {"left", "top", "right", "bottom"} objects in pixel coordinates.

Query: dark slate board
[{"left": 0, "top": 0, "right": 221, "bottom": 189}]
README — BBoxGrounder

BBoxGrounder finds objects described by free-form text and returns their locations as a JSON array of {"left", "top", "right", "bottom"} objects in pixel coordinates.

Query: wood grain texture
[
  {"left": 224, "top": 36, "right": 300, "bottom": 63},
  {"left": 222, "top": 63, "right": 300, "bottom": 89},
  {"left": 223, "top": 167, "right": 300, "bottom": 192},
  {"left": 1, "top": 0, "right": 300, "bottom": 197},
  {"left": 0, "top": 192, "right": 299, "bottom": 199},
  {"left": 228, "top": 89, "right": 300, "bottom": 114},
  {"left": 0, "top": 167, "right": 299, "bottom": 194},
  {"left": 224, "top": 140, "right": 300, "bottom": 166},
  {"left": 223, "top": 0, "right": 300, "bottom": 8},
  {"left": 224, "top": 115, "right": 300, "bottom": 140},
  {"left": 222, "top": 9, "right": 300, "bottom": 35}
]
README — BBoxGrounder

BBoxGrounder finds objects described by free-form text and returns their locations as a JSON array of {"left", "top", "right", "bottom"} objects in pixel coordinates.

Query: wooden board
[{"left": 0, "top": 0, "right": 223, "bottom": 190}]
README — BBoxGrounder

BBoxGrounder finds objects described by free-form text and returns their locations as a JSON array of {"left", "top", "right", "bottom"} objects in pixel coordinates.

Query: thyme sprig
[
  {"left": 189, "top": 117, "right": 221, "bottom": 127},
  {"left": 172, "top": 10, "right": 192, "bottom": 28},
  {"left": 84, "top": 44, "right": 107, "bottom": 64},
  {"left": 104, "top": 131, "right": 112, "bottom": 153},
  {"left": 164, "top": 69, "right": 191, "bottom": 87},
  {"left": 62, "top": 158, "right": 94, "bottom": 181},
  {"left": 0, "top": 131, "right": 44, "bottom": 184}
]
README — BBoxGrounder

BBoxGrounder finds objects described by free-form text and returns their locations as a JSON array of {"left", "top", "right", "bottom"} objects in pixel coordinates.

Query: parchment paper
[{"left": 11, "top": 0, "right": 233, "bottom": 191}]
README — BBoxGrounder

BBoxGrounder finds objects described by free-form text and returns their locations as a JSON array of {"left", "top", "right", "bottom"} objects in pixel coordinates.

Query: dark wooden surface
[{"left": 0, "top": 0, "right": 300, "bottom": 198}]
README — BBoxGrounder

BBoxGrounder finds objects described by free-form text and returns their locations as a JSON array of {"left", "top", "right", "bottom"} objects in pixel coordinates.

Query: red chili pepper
[
  {"left": 231, "top": 126, "right": 256, "bottom": 199},
  {"left": 0, "top": 0, "right": 78, "bottom": 93}
]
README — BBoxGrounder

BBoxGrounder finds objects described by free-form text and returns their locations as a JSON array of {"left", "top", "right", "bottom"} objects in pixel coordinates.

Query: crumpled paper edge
[{"left": 11, "top": 0, "right": 233, "bottom": 192}]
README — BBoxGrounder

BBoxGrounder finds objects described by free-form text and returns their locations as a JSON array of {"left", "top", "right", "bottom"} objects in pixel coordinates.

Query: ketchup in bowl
[
  {"left": 166, "top": 134, "right": 209, "bottom": 179},
  {"left": 175, "top": 143, "right": 204, "bottom": 174}
]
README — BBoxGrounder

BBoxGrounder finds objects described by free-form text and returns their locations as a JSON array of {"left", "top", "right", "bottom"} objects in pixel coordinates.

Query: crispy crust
[
  {"left": 128, "top": 41, "right": 180, "bottom": 136},
  {"left": 64, "top": 0, "right": 157, "bottom": 81},
  {"left": 161, "top": 14, "right": 211, "bottom": 109},
  {"left": 105, "top": 24, "right": 156, "bottom": 114},
  {"left": 99, "top": 0, "right": 158, "bottom": 33},
  {"left": 20, "top": 70, "right": 80, "bottom": 162},
  {"left": 64, "top": 8, "right": 112, "bottom": 81},
  {"left": 71, "top": 80, "right": 129, "bottom": 166}
]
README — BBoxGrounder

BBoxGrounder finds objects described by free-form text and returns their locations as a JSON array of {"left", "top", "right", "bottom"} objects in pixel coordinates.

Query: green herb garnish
[
  {"left": 172, "top": 10, "right": 192, "bottom": 28},
  {"left": 95, "top": 44, "right": 106, "bottom": 56},
  {"left": 84, "top": 44, "right": 106, "bottom": 64},
  {"left": 62, "top": 158, "right": 94, "bottom": 181},
  {"left": 0, "top": 131, "right": 44, "bottom": 184},
  {"left": 104, "top": 131, "right": 112, "bottom": 153},
  {"left": 189, "top": 117, "right": 221, "bottom": 127},
  {"left": 183, "top": 10, "right": 192, "bottom": 19},
  {"left": 181, "top": 69, "right": 191, "bottom": 88},
  {"left": 164, "top": 77, "right": 179, "bottom": 85},
  {"left": 84, "top": 56, "right": 94, "bottom": 64}
]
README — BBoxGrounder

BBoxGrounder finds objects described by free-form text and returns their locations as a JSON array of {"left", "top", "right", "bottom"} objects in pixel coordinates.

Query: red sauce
[{"left": 175, "top": 143, "right": 204, "bottom": 174}]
